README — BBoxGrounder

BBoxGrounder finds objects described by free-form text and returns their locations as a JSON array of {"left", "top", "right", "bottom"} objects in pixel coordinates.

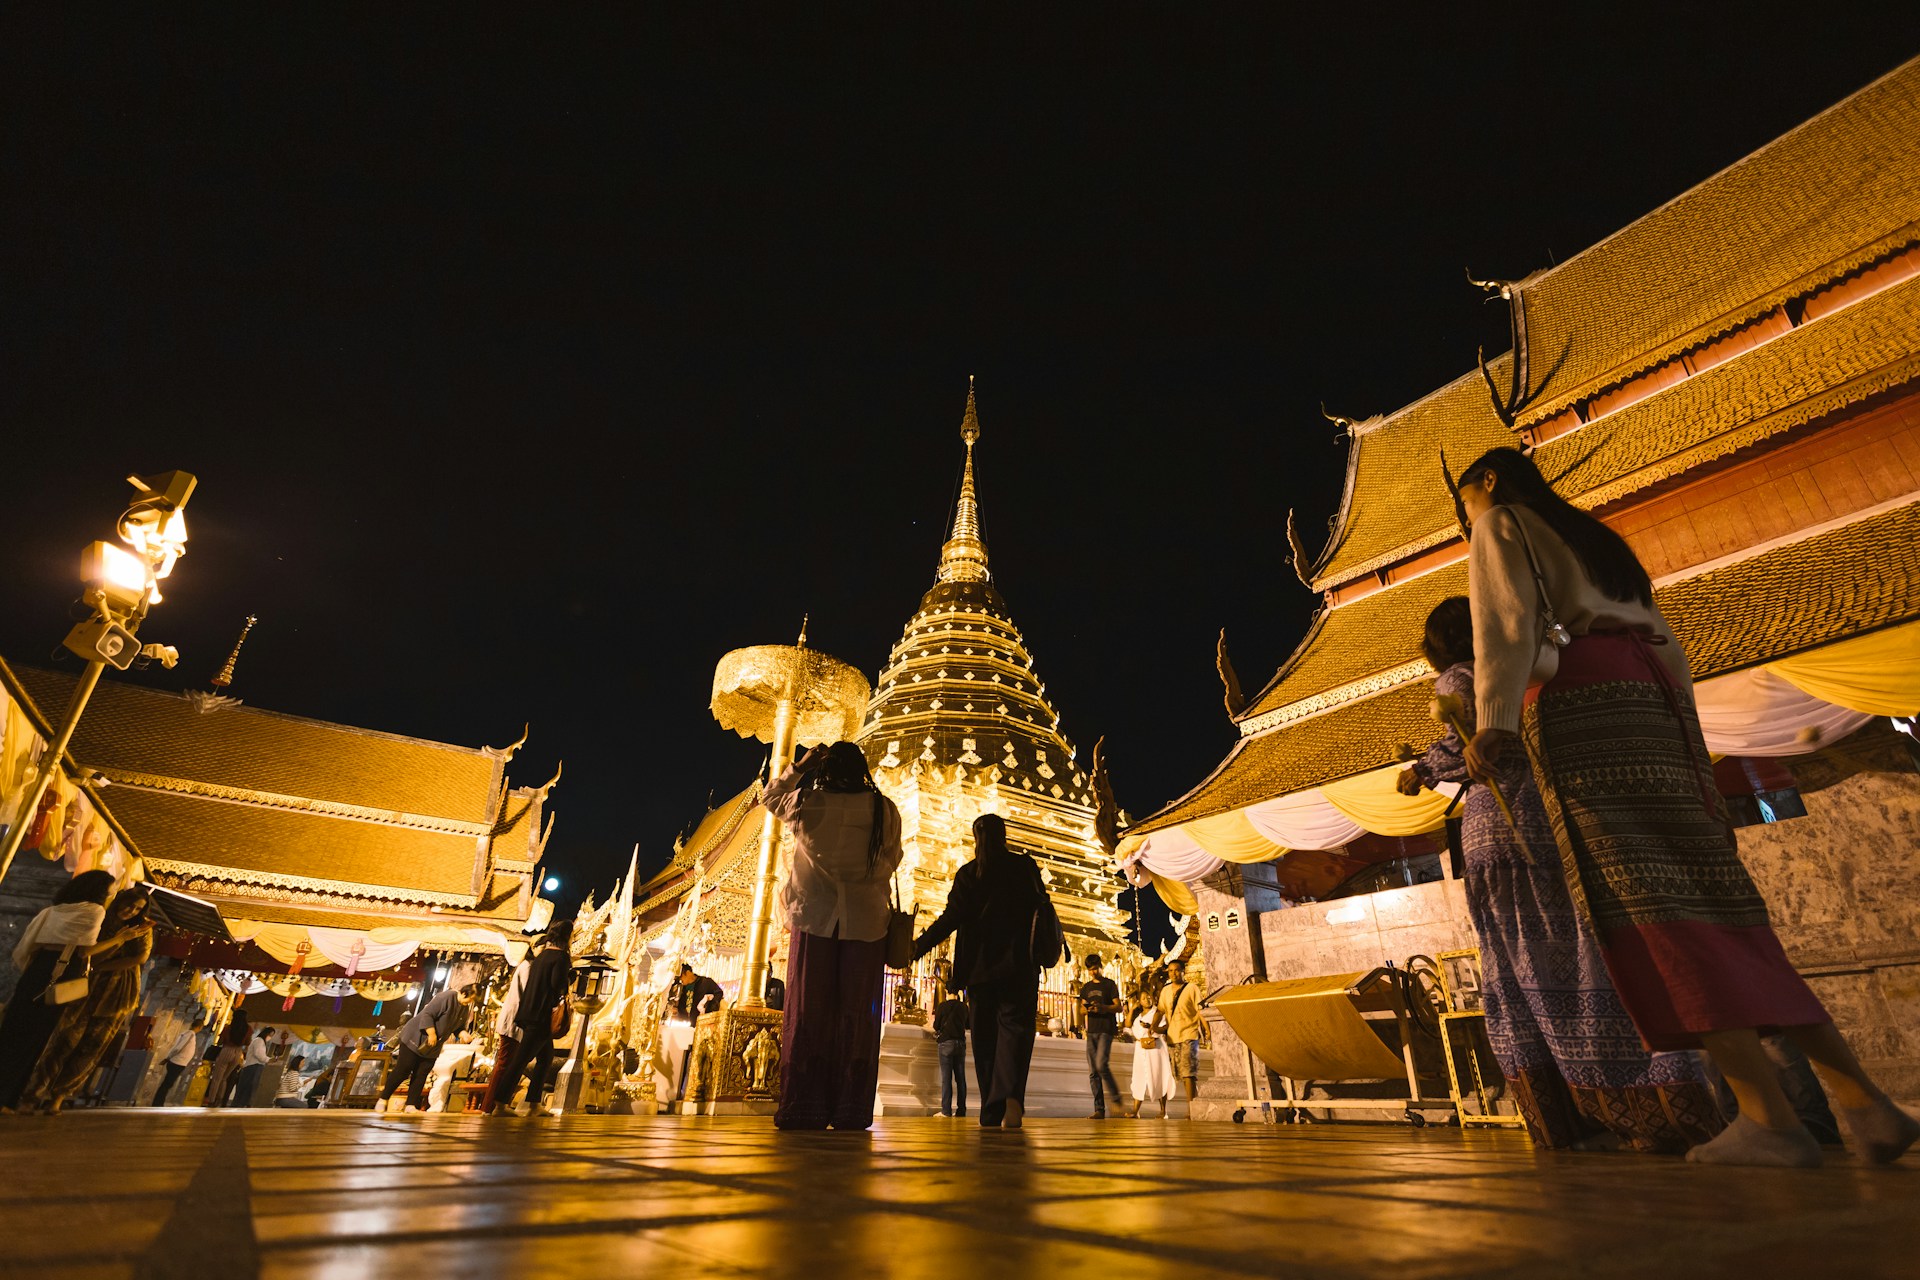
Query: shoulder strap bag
[
  {"left": 885, "top": 874, "right": 915, "bottom": 972},
  {"left": 1027, "top": 861, "right": 1064, "bottom": 969},
  {"left": 1499, "top": 509, "right": 1572, "bottom": 688},
  {"left": 42, "top": 945, "right": 90, "bottom": 1006}
]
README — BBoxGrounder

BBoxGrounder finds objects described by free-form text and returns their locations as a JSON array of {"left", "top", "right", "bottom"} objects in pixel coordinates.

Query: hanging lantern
[{"left": 283, "top": 939, "right": 312, "bottom": 1012}]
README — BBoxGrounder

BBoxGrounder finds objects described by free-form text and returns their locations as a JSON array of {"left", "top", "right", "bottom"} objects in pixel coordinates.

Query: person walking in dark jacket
[
  {"left": 489, "top": 926, "right": 573, "bottom": 1116},
  {"left": 377, "top": 983, "right": 478, "bottom": 1112},
  {"left": 913, "top": 814, "right": 1049, "bottom": 1129},
  {"left": 932, "top": 993, "right": 970, "bottom": 1117}
]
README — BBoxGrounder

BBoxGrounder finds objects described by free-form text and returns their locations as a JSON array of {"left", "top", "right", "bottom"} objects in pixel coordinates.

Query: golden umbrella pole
[
  {"left": 711, "top": 623, "right": 872, "bottom": 1010},
  {"left": 740, "top": 695, "right": 798, "bottom": 1007}
]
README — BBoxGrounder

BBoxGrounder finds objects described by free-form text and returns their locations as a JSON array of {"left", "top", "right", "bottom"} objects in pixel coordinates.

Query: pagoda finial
[
  {"left": 960, "top": 374, "right": 980, "bottom": 445},
  {"left": 797, "top": 614, "right": 809, "bottom": 648},
  {"left": 209, "top": 615, "right": 258, "bottom": 690},
  {"left": 938, "top": 377, "right": 990, "bottom": 583}
]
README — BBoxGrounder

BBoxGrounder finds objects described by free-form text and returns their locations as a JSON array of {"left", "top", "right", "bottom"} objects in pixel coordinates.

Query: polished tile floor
[{"left": 3, "top": 1111, "right": 1917, "bottom": 1279}]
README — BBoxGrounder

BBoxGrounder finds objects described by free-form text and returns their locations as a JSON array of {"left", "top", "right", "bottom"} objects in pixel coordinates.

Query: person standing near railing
[
  {"left": 932, "top": 989, "right": 969, "bottom": 1118},
  {"left": 1158, "top": 959, "right": 1203, "bottom": 1105},
  {"left": 1079, "top": 954, "right": 1124, "bottom": 1119}
]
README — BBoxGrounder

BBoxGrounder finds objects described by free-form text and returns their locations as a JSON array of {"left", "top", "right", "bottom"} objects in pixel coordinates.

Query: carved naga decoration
[
  {"left": 1215, "top": 629, "right": 1247, "bottom": 718},
  {"left": 1467, "top": 270, "right": 1541, "bottom": 432}
]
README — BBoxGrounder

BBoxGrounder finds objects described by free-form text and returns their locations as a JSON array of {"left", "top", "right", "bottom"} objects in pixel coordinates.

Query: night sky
[{"left": 2, "top": 12, "right": 1910, "bottom": 912}]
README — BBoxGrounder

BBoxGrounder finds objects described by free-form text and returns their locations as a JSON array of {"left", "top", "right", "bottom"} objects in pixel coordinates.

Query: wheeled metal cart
[{"left": 1212, "top": 967, "right": 1455, "bottom": 1126}]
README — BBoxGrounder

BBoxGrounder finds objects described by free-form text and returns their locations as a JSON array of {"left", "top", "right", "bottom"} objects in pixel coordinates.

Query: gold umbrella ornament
[{"left": 709, "top": 620, "right": 872, "bottom": 1006}]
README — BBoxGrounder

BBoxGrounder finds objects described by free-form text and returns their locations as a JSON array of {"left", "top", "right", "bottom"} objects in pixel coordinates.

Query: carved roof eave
[
  {"left": 1236, "top": 660, "right": 1434, "bottom": 739},
  {"left": 1305, "top": 362, "right": 1504, "bottom": 591},
  {"left": 1514, "top": 235, "right": 1920, "bottom": 434},
  {"left": 146, "top": 858, "right": 482, "bottom": 910},
  {"left": 1303, "top": 417, "right": 1369, "bottom": 582},
  {"left": 1231, "top": 606, "right": 1331, "bottom": 727},
  {"left": 92, "top": 768, "right": 496, "bottom": 837},
  {"left": 1309, "top": 349, "right": 1920, "bottom": 596}
]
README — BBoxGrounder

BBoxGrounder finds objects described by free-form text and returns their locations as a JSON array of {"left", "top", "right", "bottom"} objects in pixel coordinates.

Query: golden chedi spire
[
  {"left": 937, "top": 376, "right": 990, "bottom": 584},
  {"left": 857, "top": 378, "right": 1130, "bottom": 951}
]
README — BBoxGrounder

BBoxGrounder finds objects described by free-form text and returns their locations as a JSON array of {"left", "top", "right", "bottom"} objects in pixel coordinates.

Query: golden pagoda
[{"left": 858, "top": 379, "right": 1135, "bottom": 978}]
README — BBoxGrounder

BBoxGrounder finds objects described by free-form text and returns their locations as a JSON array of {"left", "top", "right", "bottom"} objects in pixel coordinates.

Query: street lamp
[
  {"left": 554, "top": 930, "right": 619, "bottom": 1114},
  {"left": 0, "top": 470, "right": 197, "bottom": 885}
]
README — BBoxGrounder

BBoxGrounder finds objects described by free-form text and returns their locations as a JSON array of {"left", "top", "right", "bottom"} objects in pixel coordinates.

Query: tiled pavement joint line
[
  {"left": 134, "top": 1120, "right": 258, "bottom": 1280},
  {"left": 321, "top": 1122, "right": 1352, "bottom": 1279}
]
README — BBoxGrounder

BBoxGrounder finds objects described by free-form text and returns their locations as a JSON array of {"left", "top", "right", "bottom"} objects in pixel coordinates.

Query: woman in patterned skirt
[
  {"left": 26, "top": 887, "right": 154, "bottom": 1112},
  {"left": 1402, "top": 596, "right": 1721, "bottom": 1151},
  {"left": 1450, "top": 447, "right": 1917, "bottom": 1168}
]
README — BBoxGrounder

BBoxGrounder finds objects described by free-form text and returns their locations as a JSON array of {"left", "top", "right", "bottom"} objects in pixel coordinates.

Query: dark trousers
[
  {"left": 497, "top": 1026, "right": 556, "bottom": 1112},
  {"left": 776, "top": 929, "right": 887, "bottom": 1131},
  {"left": 379, "top": 1041, "right": 439, "bottom": 1109},
  {"left": 205, "top": 1047, "right": 243, "bottom": 1108},
  {"left": 481, "top": 1034, "right": 519, "bottom": 1113},
  {"left": 1086, "top": 1030, "right": 1121, "bottom": 1113},
  {"left": 232, "top": 1063, "right": 264, "bottom": 1108},
  {"left": 966, "top": 978, "right": 1038, "bottom": 1126},
  {"left": 157, "top": 1061, "right": 189, "bottom": 1106},
  {"left": 0, "top": 950, "right": 69, "bottom": 1109},
  {"left": 938, "top": 1039, "right": 968, "bottom": 1115}
]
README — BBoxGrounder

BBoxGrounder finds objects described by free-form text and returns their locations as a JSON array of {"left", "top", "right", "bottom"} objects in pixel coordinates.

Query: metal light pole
[{"left": 0, "top": 471, "right": 196, "bottom": 886}]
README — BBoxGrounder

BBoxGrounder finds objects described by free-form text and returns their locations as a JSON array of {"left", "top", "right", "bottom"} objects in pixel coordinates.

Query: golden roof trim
[
  {"left": 92, "top": 769, "right": 496, "bottom": 837},
  {"left": 1517, "top": 229, "right": 1920, "bottom": 429},
  {"left": 1570, "top": 353, "right": 1920, "bottom": 511},
  {"left": 1236, "top": 659, "right": 1433, "bottom": 738},
  {"left": 1311, "top": 528, "right": 1457, "bottom": 591},
  {"left": 146, "top": 858, "right": 481, "bottom": 909}
]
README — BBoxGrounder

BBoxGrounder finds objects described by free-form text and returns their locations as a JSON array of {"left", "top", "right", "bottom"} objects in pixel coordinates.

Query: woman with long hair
[
  {"left": 1400, "top": 596, "right": 1722, "bottom": 1151},
  {"left": 912, "top": 813, "right": 1048, "bottom": 1129},
  {"left": 0, "top": 870, "right": 114, "bottom": 1112},
  {"left": 763, "top": 740, "right": 904, "bottom": 1131},
  {"left": 1451, "top": 447, "right": 1916, "bottom": 1167},
  {"left": 25, "top": 887, "right": 155, "bottom": 1113}
]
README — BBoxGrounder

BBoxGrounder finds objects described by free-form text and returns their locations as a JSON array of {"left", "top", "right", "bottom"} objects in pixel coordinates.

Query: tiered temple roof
[
  {"left": 9, "top": 666, "right": 547, "bottom": 933},
  {"left": 629, "top": 780, "right": 764, "bottom": 946},
  {"left": 1133, "top": 55, "right": 1920, "bottom": 844},
  {"left": 1309, "top": 57, "right": 1920, "bottom": 590}
]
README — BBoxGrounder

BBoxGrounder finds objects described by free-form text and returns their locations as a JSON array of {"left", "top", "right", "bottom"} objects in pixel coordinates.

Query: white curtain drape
[{"left": 1693, "top": 667, "right": 1874, "bottom": 756}]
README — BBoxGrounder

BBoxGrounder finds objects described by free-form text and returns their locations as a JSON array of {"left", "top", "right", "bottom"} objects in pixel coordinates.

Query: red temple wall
[{"left": 1605, "top": 387, "right": 1920, "bottom": 580}]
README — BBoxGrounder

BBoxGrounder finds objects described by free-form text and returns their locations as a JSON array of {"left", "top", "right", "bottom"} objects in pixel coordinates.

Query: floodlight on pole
[{"left": 0, "top": 471, "right": 198, "bottom": 886}]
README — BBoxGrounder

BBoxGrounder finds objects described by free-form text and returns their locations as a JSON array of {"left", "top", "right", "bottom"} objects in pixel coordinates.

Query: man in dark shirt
[
  {"left": 933, "top": 994, "right": 970, "bottom": 1117},
  {"left": 669, "top": 963, "right": 725, "bottom": 1096},
  {"left": 672, "top": 964, "right": 725, "bottom": 1021},
  {"left": 1079, "top": 954, "right": 1124, "bottom": 1118}
]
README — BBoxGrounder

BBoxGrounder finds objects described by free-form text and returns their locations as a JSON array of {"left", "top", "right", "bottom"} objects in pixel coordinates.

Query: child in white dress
[{"left": 1127, "top": 992, "right": 1172, "bottom": 1118}]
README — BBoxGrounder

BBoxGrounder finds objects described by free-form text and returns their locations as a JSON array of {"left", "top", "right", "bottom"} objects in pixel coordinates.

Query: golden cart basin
[{"left": 1213, "top": 973, "right": 1410, "bottom": 1082}]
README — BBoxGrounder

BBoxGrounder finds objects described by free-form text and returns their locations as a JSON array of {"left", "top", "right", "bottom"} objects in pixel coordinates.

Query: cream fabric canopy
[{"left": 1121, "top": 619, "right": 1920, "bottom": 887}]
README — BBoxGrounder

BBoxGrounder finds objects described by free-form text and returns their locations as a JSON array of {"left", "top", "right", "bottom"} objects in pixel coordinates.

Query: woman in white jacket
[{"left": 762, "top": 741, "right": 903, "bottom": 1131}]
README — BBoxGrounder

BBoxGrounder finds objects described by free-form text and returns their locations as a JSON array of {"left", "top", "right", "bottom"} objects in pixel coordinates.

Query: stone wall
[
  {"left": 1187, "top": 720, "right": 1920, "bottom": 1119},
  {"left": 1731, "top": 721, "right": 1920, "bottom": 1101}
]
